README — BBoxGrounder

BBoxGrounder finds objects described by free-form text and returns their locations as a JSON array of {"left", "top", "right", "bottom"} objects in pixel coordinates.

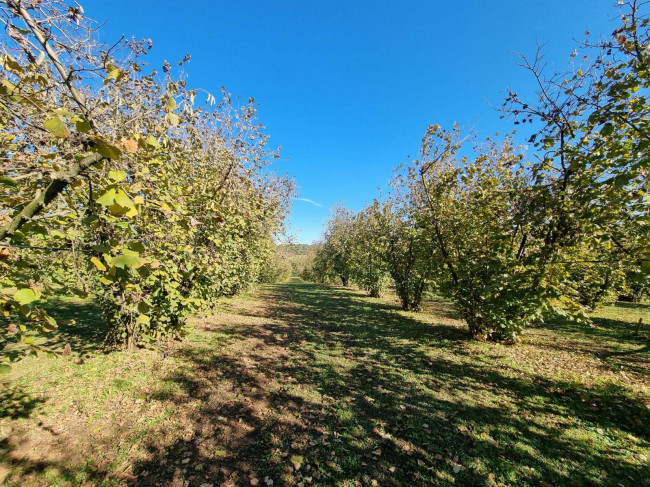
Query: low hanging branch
[
  {"left": 0, "top": 152, "right": 104, "bottom": 241},
  {"left": 0, "top": 0, "right": 106, "bottom": 242}
]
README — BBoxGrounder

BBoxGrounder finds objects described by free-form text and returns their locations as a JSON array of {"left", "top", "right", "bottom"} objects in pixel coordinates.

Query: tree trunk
[{"left": 369, "top": 288, "right": 381, "bottom": 298}]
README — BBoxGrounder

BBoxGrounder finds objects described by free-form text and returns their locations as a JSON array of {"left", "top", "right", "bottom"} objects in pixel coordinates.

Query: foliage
[
  {"left": 368, "top": 199, "right": 430, "bottom": 310},
  {"left": 347, "top": 203, "right": 391, "bottom": 298},
  {"left": 310, "top": 205, "right": 356, "bottom": 286},
  {"left": 278, "top": 243, "right": 319, "bottom": 277},
  {"left": 409, "top": 127, "right": 554, "bottom": 340},
  {"left": 500, "top": 1, "right": 650, "bottom": 311},
  {"left": 0, "top": 0, "right": 294, "bottom": 365},
  {"left": 258, "top": 245, "right": 293, "bottom": 284},
  {"left": 383, "top": 1, "right": 649, "bottom": 340}
]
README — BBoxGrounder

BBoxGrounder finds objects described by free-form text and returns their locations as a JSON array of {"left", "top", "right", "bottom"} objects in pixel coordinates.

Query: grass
[{"left": 0, "top": 278, "right": 648, "bottom": 486}]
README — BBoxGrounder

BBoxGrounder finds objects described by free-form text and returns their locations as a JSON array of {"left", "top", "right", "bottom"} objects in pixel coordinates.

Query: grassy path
[{"left": 1, "top": 279, "right": 648, "bottom": 486}]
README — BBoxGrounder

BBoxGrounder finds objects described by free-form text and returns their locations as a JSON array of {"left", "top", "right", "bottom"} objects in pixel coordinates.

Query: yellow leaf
[
  {"left": 114, "top": 190, "right": 134, "bottom": 208},
  {"left": 90, "top": 256, "right": 106, "bottom": 272}
]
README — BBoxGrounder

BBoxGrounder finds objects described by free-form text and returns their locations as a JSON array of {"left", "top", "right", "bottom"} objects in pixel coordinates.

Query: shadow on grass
[
  {"left": 0, "top": 386, "right": 46, "bottom": 420},
  {"left": 1, "top": 296, "right": 106, "bottom": 367},
  {"left": 128, "top": 281, "right": 649, "bottom": 487},
  {"left": 0, "top": 436, "right": 108, "bottom": 487},
  {"left": 40, "top": 297, "right": 106, "bottom": 356},
  {"left": 544, "top": 301, "right": 649, "bottom": 344},
  {"left": 538, "top": 301, "right": 650, "bottom": 376}
]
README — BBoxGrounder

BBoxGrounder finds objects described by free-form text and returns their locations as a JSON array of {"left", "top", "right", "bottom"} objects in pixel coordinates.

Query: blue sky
[{"left": 86, "top": 0, "right": 617, "bottom": 243}]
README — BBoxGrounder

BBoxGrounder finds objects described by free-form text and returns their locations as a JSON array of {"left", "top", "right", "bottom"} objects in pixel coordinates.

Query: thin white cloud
[{"left": 294, "top": 197, "right": 323, "bottom": 207}]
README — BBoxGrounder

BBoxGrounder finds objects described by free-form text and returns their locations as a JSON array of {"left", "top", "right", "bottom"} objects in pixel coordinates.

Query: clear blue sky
[{"left": 86, "top": 0, "right": 617, "bottom": 243}]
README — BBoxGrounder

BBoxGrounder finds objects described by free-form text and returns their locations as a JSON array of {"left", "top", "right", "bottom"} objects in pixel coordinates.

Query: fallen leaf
[{"left": 291, "top": 455, "right": 303, "bottom": 470}]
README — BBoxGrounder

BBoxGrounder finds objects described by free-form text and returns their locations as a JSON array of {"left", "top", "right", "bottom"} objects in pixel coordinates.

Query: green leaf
[
  {"left": 0, "top": 176, "right": 17, "bottom": 188},
  {"left": 108, "top": 170, "right": 127, "bottom": 182},
  {"left": 43, "top": 315, "right": 58, "bottom": 331},
  {"left": 75, "top": 120, "right": 92, "bottom": 133},
  {"left": 129, "top": 242, "right": 146, "bottom": 253},
  {"left": 114, "top": 190, "right": 134, "bottom": 208},
  {"left": 92, "top": 137, "right": 121, "bottom": 160},
  {"left": 110, "top": 253, "right": 143, "bottom": 269},
  {"left": 165, "top": 98, "right": 176, "bottom": 112},
  {"left": 3, "top": 55, "right": 24, "bottom": 75},
  {"left": 0, "top": 364, "right": 11, "bottom": 374},
  {"left": 146, "top": 135, "right": 161, "bottom": 149},
  {"left": 601, "top": 123, "right": 615, "bottom": 137},
  {"left": 44, "top": 117, "right": 70, "bottom": 138},
  {"left": 95, "top": 140, "right": 122, "bottom": 160},
  {"left": 14, "top": 288, "right": 37, "bottom": 305},
  {"left": 104, "top": 63, "right": 123, "bottom": 84},
  {"left": 136, "top": 314, "right": 150, "bottom": 325},
  {"left": 166, "top": 113, "right": 180, "bottom": 127},
  {"left": 96, "top": 189, "right": 117, "bottom": 207}
]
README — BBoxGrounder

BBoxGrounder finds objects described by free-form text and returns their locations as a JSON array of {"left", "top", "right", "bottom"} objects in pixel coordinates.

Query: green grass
[{"left": 0, "top": 279, "right": 648, "bottom": 486}]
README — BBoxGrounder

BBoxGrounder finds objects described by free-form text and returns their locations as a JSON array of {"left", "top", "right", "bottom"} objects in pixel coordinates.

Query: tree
[
  {"left": 410, "top": 126, "right": 553, "bottom": 340},
  {"left": 369, "top": 199, "right": 431, "bottom": 312},
  {"left": 313, "top": 205, "right": 356, "bottom": 286},
  {"left": 407, "top": 1, "right": 649, "bottom": 341},
  {"left": 348, "top": 203, "right": 391, "bottom": 298},
  {"left": 501, "top": 0, "right": 649, "bottom": 310},
  {"left": 0, "top": 0, "right": 293, "bottom": 364}
]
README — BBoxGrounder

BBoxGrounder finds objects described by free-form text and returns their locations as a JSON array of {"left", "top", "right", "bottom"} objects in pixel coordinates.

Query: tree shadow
[
  {"left": 536, "top": 301, "right": 650, "bottom": 377},
  {"left": 128, "top": 282, "right": 649, "bottom": 486},
  {"left": 39, "top": 297, "right": 107, "bottom": 356},
  {"left": 544, "top": 302, "right": 649, "bottom": 344},
  {"left": 0, "top": 386, "right": 46, "bottom": 420},
  {"left": 0, "top": 436, "right": 108, "bottom": 487}
]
